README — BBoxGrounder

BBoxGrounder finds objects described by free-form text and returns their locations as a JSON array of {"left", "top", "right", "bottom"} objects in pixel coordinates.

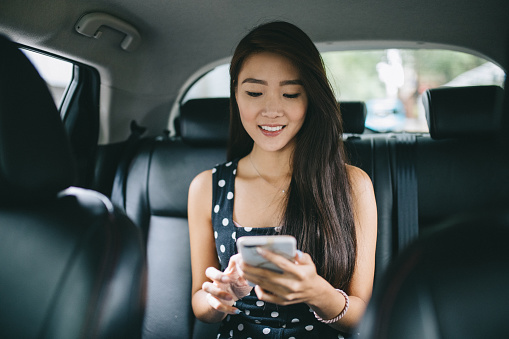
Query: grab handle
[{"left": 75, "top": 12, "right": 141, "bottom": 52}]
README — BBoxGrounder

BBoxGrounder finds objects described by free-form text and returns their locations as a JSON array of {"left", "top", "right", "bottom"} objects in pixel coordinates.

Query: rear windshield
[{"left": 182, "top": 49, "right": 505, "bottom": 133}]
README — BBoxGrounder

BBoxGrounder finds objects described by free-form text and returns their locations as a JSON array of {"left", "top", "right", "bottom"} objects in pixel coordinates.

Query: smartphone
[{"left": 237, "top": 235, "right": 297, "bottom": 274}]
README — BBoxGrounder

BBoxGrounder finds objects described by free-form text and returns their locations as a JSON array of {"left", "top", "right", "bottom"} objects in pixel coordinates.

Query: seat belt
[
  {"left": 111, "top": 120, "right": 146, "bottom": 211},
  {"left": 394, "top": 134, "right": 419, "bottom": 252}
]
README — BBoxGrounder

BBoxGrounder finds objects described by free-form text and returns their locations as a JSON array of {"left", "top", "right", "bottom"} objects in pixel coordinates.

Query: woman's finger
[
  {"left": 202, "top": 282, "right": 233, "bottom": 301},
  {"left": 205, "top": 266, "right": 230, "bottom": 283},
  {"left": 206, "top": 293, "right": 240, "bottom": 315}
]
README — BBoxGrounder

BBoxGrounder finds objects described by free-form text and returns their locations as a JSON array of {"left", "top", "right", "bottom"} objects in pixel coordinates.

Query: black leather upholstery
[
  {"left": 358, "top": 211, "right": 509, "bottom": 339},
  {"left": 125, "top": 139, "right": 225, "bottom": 339},
  {"left": 340, "top": 101, "right": 367, "bottom": 134},
  {"left": 417, "top": 86, "right": 509, "bottom": 230},
  {"left": 120, "top": 97, "right": 391, "bottom": 339},
  {"left": 0, "top": 35, "right": 146, "bottom": 339},
  {"left": 180, "top": 98, "right": 230, "bottom": 146},
  {"left": 423, "top": 85, "right": 504, "bottom": 140},
  {"left": 0, "top": 35, "right": 75, "bottom": 203}
]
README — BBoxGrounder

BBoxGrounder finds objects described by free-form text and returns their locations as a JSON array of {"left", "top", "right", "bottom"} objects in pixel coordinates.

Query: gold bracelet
[{"left": 313, "top": 289, "right": 349, "bottom": 324}]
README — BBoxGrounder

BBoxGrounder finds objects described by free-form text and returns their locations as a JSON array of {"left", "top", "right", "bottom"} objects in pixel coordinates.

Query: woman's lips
[{"left": 259, "top": 125, "right": 286, "bottom": 137}]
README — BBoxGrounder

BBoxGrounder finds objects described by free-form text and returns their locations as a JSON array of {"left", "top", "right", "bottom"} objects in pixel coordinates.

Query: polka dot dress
[{"left": 212, "top": 159, "right": 349, "bottom": 339}]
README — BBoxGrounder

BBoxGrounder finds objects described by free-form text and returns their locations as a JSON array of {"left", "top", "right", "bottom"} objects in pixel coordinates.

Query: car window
[
  {"left": 181, "top": 49, "right": 505, "bottom": 133},
  {"left": 22, "top": 49, "right": 74, "bottom": 108}
]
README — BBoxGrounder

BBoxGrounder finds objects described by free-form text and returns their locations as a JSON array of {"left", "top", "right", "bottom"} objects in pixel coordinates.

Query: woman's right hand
[{"left": 202, "top": 254, "right": 253, "bottom": 315}]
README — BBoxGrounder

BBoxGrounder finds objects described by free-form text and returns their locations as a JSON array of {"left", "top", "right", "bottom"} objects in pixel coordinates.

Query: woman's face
[{"left": 235, "top": 52, "right": 308, "bottom": 154}]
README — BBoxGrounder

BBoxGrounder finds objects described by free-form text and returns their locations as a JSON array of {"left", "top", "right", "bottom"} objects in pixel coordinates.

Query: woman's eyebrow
[
  {"left": 242, "top": 78, "right": 267, "bottom": 85},
  {"left": 280, "top": 80, "right": 303, "bottom": 86},
  {"left": 241, "top": 78, "right": 303, "bottom": 86}
]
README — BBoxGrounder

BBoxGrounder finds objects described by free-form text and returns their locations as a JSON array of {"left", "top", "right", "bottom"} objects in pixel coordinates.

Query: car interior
[{"left": 1, "top": 1, "right": 509, "bottom": 338}]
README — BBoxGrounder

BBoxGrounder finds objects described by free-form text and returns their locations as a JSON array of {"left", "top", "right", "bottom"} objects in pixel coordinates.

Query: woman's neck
[{"left": 248, "top": 145, "right": 293, "bottom": 181}]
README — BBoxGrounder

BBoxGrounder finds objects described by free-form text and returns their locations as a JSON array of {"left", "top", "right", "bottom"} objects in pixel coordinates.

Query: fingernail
[
  {"left": 297, "top": 250, "right": 303, "bottom": 259},
  {"left": 256, "top": 246, "right": 266, "bottom": 255}
]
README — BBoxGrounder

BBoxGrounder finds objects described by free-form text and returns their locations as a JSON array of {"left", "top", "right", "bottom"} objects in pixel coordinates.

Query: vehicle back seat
[
  {"left": 119, "top": 98, "right": 392, "bottom": 338},
  {"left": 116, "top": 85, "right": 508, "bottom": 338},
  {"left": 415, "top": 86, "right": 509, "bottom": 231}
]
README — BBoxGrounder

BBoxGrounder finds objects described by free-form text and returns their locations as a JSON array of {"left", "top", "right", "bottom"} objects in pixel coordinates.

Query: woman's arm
[
  {"left": 188, "top": 170, "right": 252, "bottom": 323},
  {"left": 238, "top": 165, "right": 377, "bottom": 332},
  {"left": 188, "top": 170, "right": 227, "bottom": 323}
]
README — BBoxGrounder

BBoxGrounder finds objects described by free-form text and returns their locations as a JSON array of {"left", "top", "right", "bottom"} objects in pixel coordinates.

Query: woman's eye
[
  {"left": 284, "top": 93, "right": 300, "bottom": 99},
  {"left": 247, "top": 91, "right": 262, "bottom": 97}
]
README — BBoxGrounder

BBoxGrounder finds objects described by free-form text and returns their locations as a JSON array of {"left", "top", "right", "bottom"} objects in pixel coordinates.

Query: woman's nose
[{"left": 262, "top": 95, "right": 283, "bottom": 118}]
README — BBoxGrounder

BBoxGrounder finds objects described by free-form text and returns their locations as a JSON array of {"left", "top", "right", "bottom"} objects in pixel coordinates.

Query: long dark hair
[{"left": 228, "top": 21, "right": 356, "bottom": 290}]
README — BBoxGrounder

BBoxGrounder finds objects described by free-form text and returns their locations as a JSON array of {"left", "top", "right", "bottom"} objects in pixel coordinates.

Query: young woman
[{"left": 188, "top": 21, "right": 377, "bottom": 338}]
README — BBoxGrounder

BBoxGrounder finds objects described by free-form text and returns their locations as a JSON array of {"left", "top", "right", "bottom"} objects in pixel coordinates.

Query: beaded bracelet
[{"left": 313, "top": 289, "right": 350, "bottom": 324}]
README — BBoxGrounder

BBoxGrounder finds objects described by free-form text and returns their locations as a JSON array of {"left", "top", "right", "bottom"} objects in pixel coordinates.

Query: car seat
[
  {"left": 358, "top": 210, "right": 509, "bottom": 338},
  {"left": 0, "top": 35, "right": 146, "bottom": 339}
]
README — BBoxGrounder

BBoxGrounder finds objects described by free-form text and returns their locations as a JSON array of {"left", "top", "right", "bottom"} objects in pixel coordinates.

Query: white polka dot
[
  {"left": 282, "top": 324, "right": 286, "bottom": 328},
  {"left": 291, "top": 318, "right": 300, "bottom": 323},
  {"left": 214, "top": 231, "right": 218, "bottom": 239},
  {"left": 255, "top": 320, "right": 261, "bottom": 324},
  {"left": 289, "top": 337, "right": 296, "bottom": 339},
  {"left": 226, "top": 162, "right": 232, "bottom": 167},
  {"left": 232, "top": 232, "right": 236, "bottom": 240},
  {"left": 245, "top": 310, "right": 250, "bottom": 315},
  {"left": 309, "top": 308, "right": 314, "bottom": 312},
  {"left": 229, "top": 330, "right": 233, "bottom": 337},
  {"left": 305, "top": 325, "right": 314, "bottom": 331},
  {"left": 247, "top": 338, "right": 252, "bottom": 339},
  {"left": 218, "top": 256, "right": 221, "bottom": 262},
  {"left": 218, "top": 179, "right": 226, "bottom": 187},
  {"left": 220, "top": 245, "right": 225, "bottom": 253},
  {"left": 214, "top": 205, "right": 220, "bottom": 213},
  {"left": 227, "top": 192, "right": 234, "bottom": 200},
  {"left": 226, "top": 315, "right": 230, "bottom": 322},
  {"left": 238, "top": 324, "right": 244, "bottom": 331},
  {"left": 271, "top": 311, "right": 279, "bottom": 317},
  {"left": 222, "top": 218, "right": 229, "bottom": 226},
  {"left": 233, "top": 169, "right": 237, "bottom": 175},
  {"left": 212, "top": 168, "right": 217, "bottom": 174},
  {"left": 256, "top": 300, "right": 264, "bottom": 307},
  {"left": 245, "top": 227, "right": 252, "bottom": 232},
  {"left": 216, "top": 334, "right": 220, "bottom": 339},
  {"left": 338, "top": 335, "right": 345, "bottom": 339},
  {"left": 262, "top": 328, "right": 271, "bottom": 334}
]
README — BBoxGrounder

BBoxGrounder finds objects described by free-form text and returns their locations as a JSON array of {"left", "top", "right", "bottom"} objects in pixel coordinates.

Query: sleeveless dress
[{"left": 212, "top": 159, "right": 347, "bottom": 339}]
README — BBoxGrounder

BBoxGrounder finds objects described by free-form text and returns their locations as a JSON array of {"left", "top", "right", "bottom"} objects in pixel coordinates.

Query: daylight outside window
[
  {"left": 22, "top": 49, "right": 74, "bottom": 107},
  {"left": 182, "top": 49, "right": 505, "bottom": 133}
]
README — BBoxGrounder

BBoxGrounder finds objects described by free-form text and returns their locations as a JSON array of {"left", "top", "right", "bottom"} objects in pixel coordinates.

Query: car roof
[{"left": 1, "top": 0, "right": 508, "bottom": 141}]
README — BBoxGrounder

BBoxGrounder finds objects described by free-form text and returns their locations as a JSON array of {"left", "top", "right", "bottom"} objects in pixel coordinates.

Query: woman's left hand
[{"left": 238, "top": 248, "right": 325, "bottom": 306}]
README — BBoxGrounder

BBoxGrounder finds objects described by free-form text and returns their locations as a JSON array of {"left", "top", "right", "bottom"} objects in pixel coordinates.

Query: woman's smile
[{"left": 259, "top": 124, "right": 286, "bottom": 136}]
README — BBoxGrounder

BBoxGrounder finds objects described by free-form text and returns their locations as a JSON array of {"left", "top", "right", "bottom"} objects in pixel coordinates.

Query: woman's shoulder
[
  {"left": 345, "top": 164, "right": 373, "bottom": 197},
  {"left": 189, "top": 169, "right": 213, "bottom": 198}
]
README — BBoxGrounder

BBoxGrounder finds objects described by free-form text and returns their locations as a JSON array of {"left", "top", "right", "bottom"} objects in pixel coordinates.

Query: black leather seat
[
  {"left": 416, "top": 85, "right": 509, "bottom": 230},
  {"left": 357, "top": 85, "right": 509, "bottom": 338},
  {"left": 358, "top": 211, "right": 509, "bottom": 338},
  {"left": 0, "top": 35, "right": 146, "bottom": 339},
  {"left": 124, "top": 99, "right": 229, "bottom": 339},
  {"left": 120, "top": 97, "right": 397, "bottom": 338}
]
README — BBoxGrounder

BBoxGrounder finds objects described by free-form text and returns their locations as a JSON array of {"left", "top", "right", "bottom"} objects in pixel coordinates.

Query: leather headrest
[
  {"left": 180, "top": 98, "right": 230, "bottom": 146},
  {"left": 180, "top": 98, "right": 367, "bottom": 145},
  {"left": 422, "top": 86, "right": 504, "bottom": 140},
  {"left": 0, "top": 35, "right": 75, "bottom": 202},
  {"left": 340, "top": 101, "right": 367, "bottom": 134}
]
